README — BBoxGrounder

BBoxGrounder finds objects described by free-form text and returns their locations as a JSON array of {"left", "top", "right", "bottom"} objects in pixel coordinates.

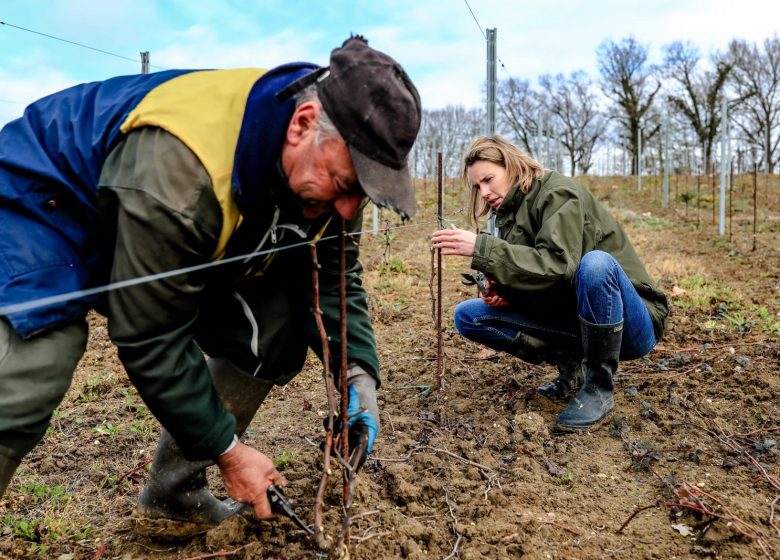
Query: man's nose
[{"left": 334, "top": 193, "right": 365, "bottom": 220}]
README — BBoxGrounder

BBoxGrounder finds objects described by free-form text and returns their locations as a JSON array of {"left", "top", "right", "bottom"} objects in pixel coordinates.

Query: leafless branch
[
  {"left": 310, "top": 244, "right": 338, "bottom": 551},
  {"left": 180, "top": 546, "right": 246, "bottom": 560},
  {"left": 616, "top": 503, "right": 659, "bottom": 534}
]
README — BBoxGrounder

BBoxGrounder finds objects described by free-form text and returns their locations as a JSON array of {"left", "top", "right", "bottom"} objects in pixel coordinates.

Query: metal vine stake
[
  {"left": 337, "top": 222, "right": 350, "bottom": 545},
  {"left": 436, "top": 152, "right": 444, "bottom": 392},
  {"left": 752, "top": 163, "right": 758, "bottom": 251}
]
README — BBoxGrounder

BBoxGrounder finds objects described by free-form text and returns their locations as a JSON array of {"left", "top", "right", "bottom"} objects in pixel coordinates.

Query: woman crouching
[{"left": 431, "top": 135, "right": 669, "bottom": 431}]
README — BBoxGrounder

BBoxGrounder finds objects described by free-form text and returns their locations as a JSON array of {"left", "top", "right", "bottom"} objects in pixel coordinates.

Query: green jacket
[
  {"left": 471, "top": 171, "right": 668, "bottom": 340},
  {"left": 97, "top": 128, "right": 377, "bottom": 460}
]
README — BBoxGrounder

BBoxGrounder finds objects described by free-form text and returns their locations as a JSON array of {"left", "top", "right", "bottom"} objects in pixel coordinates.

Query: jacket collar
[
  {"left": 494, "top": 171, "right": 552, "bottom": 228},
  {"left": 232, "top": 62, "right": 319, "bottom": 215}
]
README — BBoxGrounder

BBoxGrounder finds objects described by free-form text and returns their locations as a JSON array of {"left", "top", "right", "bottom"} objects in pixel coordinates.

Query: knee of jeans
[
  {"left": 577, "top": 250, "right": 615, "bottom": 279},
  {"left": 576, "top": 250, "right": 618, "bottom": 288},
  {"left": 620, "top": 332, "right": 657, "bottom": 361},
  {"left": 453, "top": 300, "right": 481, "bottom": 340},
  {"left": 453, "top": 302, "right": 470, "bottom": 336}
]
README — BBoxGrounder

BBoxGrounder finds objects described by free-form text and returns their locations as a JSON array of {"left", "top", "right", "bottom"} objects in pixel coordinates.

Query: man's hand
[
  {"left": 344, "top": 365, "right": 380, "bottom": 468},
  {"left": 216, "top": 441, "right": 287, "bottom": 519},
  {"left": 431, "top": 224, "right": 477, "bottom": 256}
]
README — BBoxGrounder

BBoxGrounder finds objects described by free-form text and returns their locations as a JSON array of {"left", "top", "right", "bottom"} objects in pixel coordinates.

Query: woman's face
[{"left": 467, "top": 160, "right": 512, "bottom": 209}]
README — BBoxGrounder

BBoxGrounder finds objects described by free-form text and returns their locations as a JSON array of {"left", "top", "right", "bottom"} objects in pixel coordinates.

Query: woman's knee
[
  {"left": 576, "top": 250, "right": 616, "bottom": 283},
  {"left": 453, "top": 299, "right": 483, "bottom": 340}
]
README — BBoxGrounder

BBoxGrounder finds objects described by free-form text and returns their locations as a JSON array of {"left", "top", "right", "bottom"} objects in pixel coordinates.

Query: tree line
[{"left": 410, "top": 35, "right": 780, "bottom": 180}]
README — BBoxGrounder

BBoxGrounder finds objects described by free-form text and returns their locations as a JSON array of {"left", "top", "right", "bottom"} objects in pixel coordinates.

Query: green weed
[
  {"left": 18, "top": 480, "right": 69, "bottom": 507},
  {"left": 2, "top": 514, "right": 92, "bottom": 548},
  {"left": 675, "top": 276, "right": 736, "bottom": 310},
  {"left": 723, "top": 311, "right": 752, "bottom": 332},
  {"left": 379, "top": 257, "right": 413, "bottom": 276},
  {"left": 753, "top": 305, "right": 780, "bottom": 334},
  {"left": 77, "top": 376, "right": 113, "bottom": 403},
  {"left": 638, "top": 215, "right": 674, "bottom": 231},
  {"left": 2, "top": 515, "right": 41, "bottom": 541},
  {"left": 92, "top": 422, "right": 121, "bottom": 437},
  {"left": 130, "top": 418, "right": 156, "bottom": 442},
  {"left": 699, "top": 319, "right": 725, "bottom": 331},
  {"left": 273, "top": 449, "right": 299, "bottom": 470},
  {"left": 552, "top": 472, "right": 576, "bottom": 486}
]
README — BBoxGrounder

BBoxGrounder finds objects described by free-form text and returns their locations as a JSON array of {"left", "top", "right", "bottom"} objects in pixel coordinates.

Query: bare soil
[{"left": 1, "top": 174, "right": 779, "bottom": 560}]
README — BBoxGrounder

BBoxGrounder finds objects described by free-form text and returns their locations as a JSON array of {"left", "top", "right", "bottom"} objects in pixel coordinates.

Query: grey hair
[{"left": 295, "top": 84, "right": 341, "bottom": 146}]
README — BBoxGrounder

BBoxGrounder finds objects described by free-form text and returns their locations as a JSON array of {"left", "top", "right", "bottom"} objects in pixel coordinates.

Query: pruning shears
[
  {"left": 268, "top": 484, "right": 315, "bottom": 535},
  {"left": 461, "top": 272, "right": 489, "bottom": 295}
]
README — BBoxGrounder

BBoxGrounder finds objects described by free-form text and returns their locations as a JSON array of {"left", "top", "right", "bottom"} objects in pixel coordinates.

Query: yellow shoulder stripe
[{"left": 121, "top": 68, "right": 267, "bottom": 259}]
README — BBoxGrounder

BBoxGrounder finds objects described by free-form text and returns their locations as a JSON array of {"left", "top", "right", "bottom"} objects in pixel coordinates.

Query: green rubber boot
[
  {"left": 555, "top": 319, "right": 623, "bottom": 431},
  {"left": 137, "top": 358, "right": 273, "bottom": 523}
]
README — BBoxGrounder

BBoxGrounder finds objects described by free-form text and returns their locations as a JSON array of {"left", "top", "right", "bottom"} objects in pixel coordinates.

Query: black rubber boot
[
  {"left": 137, "top": 358, "right": 273, "bottom": 523},
  {"left": 536, "top": 358, "right": 583, "bottom": 402},
  {"left": 0, "top": 452, "right": 20, "bottom": 499},
  {"left": 555, "top": 319, "right": 623, "bottom": 431},
  {"left": 507, "top": 330, "right": 582, "bottom": 401}
]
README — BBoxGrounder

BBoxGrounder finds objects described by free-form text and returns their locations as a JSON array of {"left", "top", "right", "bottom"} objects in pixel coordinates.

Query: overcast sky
[{"left": 2, "top": 0, "right": 779, "bottom": 128}]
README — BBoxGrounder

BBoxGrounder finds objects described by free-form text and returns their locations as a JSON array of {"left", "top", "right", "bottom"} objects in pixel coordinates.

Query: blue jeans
[{"left": 454, "top": 251, "right": 656, "bottom": 361}]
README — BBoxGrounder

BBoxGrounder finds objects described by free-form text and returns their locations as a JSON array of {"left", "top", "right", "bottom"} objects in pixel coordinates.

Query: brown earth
[{"left": 1, "top": 174, "right": 779, "bottom": 560}]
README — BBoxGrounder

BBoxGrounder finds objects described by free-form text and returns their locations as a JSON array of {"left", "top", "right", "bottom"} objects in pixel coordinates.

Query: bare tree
[
  {"left": 410, "top": 106, "right": 484, "bottom": 181},
  {"left": 728, "top": 36, "right": 780, "bottom": 173},
  {"left": 662, "top": 41, "right": 732, "bottom": 173},
  {"left": 597, "top": 36, "right": 661, "bottom": 174},
  {"left": 495, "top": 77, "right": 543, "bottom": 155},
  {"left": 539, "top": 71, "right": 606, "bottom": 175}
]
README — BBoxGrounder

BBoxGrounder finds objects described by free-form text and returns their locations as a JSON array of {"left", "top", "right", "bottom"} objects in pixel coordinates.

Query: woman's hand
[
  {"left": 431, "top": 225, "right": 477, "bottom": 257},
  {"left": 481, "top": 279, "right": 510, "bottom": 307}
]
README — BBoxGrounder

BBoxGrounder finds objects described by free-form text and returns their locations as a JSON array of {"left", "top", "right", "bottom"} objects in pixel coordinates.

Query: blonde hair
[{"left": 463, "top": 135, "right": 545, "bottom": 225}]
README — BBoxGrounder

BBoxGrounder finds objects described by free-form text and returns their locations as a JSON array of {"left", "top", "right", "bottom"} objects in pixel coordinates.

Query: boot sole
[
  {"left": 132, "top": 510, "right": 215, "bottom": 540},
  {"left": 135, "top": 498, "right": 244, "bottom": 526},
  {"left": 553, "top": 409, "right": 614, "bottom": 433},
  {"left": 536, "top": 389, "right": 574, "bottom": 403}
]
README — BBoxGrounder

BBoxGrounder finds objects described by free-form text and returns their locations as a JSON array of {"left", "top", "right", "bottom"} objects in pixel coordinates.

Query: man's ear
[{"left": 286, "top": 102, "right": 321, "bottom": 147}]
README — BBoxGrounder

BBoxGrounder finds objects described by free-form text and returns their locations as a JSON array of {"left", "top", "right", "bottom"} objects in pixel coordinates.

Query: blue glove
[{"left": 345, "top": 365, "right": 380, "bottom": 467}]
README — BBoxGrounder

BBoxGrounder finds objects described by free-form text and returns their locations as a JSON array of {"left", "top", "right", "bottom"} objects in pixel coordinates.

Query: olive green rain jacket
[{"left": 471, "top": 171, "right": 668, "bottom": 340}]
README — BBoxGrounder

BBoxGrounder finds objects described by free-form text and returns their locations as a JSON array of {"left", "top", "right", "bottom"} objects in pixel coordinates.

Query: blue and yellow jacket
[
  {"left": 0, "top": 63, "right": 313, "bottom": 337},
  {"left": 0, "top": 64, "right": 382, "bottom": 460}
]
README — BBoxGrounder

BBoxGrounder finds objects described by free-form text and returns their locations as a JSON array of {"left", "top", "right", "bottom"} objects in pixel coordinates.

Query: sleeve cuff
[
  {"left": 470, "top": 233, "right": 493, "bottom": 271},
  {"left": 220, "top": 434, "right": 239, "bottom": 456}
]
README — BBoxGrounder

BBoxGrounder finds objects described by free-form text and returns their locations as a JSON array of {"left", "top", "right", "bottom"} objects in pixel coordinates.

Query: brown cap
[{"left": 279, "top": 35, "right": 422, "bottom": 218}]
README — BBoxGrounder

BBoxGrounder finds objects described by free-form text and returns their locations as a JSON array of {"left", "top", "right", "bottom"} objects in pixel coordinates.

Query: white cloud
[
  {"left": 2, "top": 0, "right": 780, "bottom": 126},
  {"left": 0, "top": 68, "right": 76, "bottom": 127},
  {"left": 152, "top": 28, "right": 329, "bottom": 70}
]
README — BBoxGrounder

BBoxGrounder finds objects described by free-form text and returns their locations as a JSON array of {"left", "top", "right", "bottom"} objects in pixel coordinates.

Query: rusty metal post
[
  {"left": 696, "top": 172, "right": 701, "bottom": 228},
  {"left": 339, "top": 221, "right": 349, "bottom": 501},
  {"left": 436, "top": 152, "right": 443, "bottom": 392},
  {"left": 728, "top": 162, "right": 733, "bottom": 243},
  {"left": 711, "top": 169, "right": 716, "bottom": 226},
  {"left": 752, "top": 164, "right": 758, "bottom": 252}
]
